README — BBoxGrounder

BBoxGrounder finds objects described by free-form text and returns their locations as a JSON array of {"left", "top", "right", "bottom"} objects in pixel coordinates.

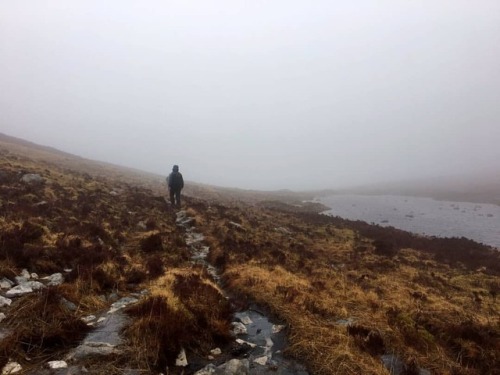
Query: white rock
[
  {"left": 239, "top": 315, "right": 253, "bottom": 325},
  {"left": 6, "top": 284, "right": 33, "bottom": 297},
  {"left": 229, "top": 221, "right": 246, "bottom": 231},
  {"left": 63, "top": 268, "right": 73, "bottom": 273},
  {"left": 81, "top": 315, "right": 96, "bottom": 324},
  {"left": 97, "top": 317, "right": 106, "bottom": 324},
  {"left": 111, "top": 297, "right": 138, "bottom": 310},
  {"left": 194, "top": 364, "right": 216, "bottom": 375},
  {"left": 30, "top": 273, "right": 39, "bottom": 279},
  {"left": 175, "top": 348, "right": 188, "bottom": 367},
  {"left": 272, "top": 324, "right": 285, "bottom": 333},
  {"left": 253, "top": 356, "right": 268, "bottom": 366},
  {"left": 210, "top": 347, "right": 222, "bottom": 356},
  {"left": 231, "top": 322, "right": 247, "bottom": 335},
  {"left": 20, "top": 173, "right": 44, "bottom": 184},
  {"left": 1, "top": 362, "right": 22, "bottom": 374},
  {"left": 14, "top": 276, "right": 28, "bottom": 285},
  {"left": 0, "top": 296, "right": 12, "bottom": 307},
  {"left": 44, "top": 273, "right": 64, "bottom": 286},
  {"left": 235, "top": 338, "right": 256, "bottom": 348},
  {"left": 222, "top": 359, "right": 249, "bottom": 375},
  {"left": 185, "top": 232, "right": 205, "bottom": 245},
  {"left": 20, "top": 269, "right": 31, "bottom": 279},
  {"left": 0, "top": 313, "right": 5, "bottom": 322},
  {"left": 47, "top": 361, "right": 68, "bottom": 369},
  {"left": 0, "top": 278, "right": 14, "bottom": 289},
  {"left": 27, "top": 281, "right": 45, "bottom": 290}
]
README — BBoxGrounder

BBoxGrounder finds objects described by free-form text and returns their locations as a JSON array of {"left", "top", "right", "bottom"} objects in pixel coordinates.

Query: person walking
[{"left": 167, "top": 164, "right": 184, "bottom": 207}]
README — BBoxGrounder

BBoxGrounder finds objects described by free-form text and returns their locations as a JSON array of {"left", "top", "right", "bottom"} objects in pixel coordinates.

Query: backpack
[{"left": 168, "top": 172, "right": 183, "bottom": 190}]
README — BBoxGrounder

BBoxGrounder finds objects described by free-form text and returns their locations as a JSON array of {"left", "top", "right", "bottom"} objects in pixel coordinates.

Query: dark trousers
[{"left": 169, "top": 189, "right": 181, "bottom": 207}]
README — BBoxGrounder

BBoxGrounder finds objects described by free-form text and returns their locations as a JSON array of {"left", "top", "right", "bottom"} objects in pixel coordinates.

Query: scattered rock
[
  {"left": 210, "top": 347, "right": 222, "bottom": 356},
  {"left": 229, "top": 222, "right": 246, "bottom": 231},
  {"left": 0, "top": 296, "right": 12, "bottom": 307},
  {"left": 186, "top": 231, "right": 205, "bottom": 246},
  {"left": 175, "top": 348, "right": 188, "bottom": 367},
  {"left": 27, "top": 280, "right": 46, "bottom": 290},
  {"left": 231, "top": 322, "right": 247, "bottom": 335},
  {"left": 235, "top": 339, "right": 256, "bottom": 348},
  {"left": 60, "top": 298, "right": 78, "bottom": 311},
  {"left": 108, "top": 297, "right": 138, "bottom": 313},
  {"left": 69, "top": 311, "right": 128, "bottom": 361},
  {"left": 194, "top": 364, "right": 217, "bottom": 375},
  {"left": 1, "top": 362, "right": 22, "bottom": 374},
  {"left": 68, "top": 342, "right": 121, "bottom": 360},
  {"left": 238, "top": 315, "right": 253, "bottom": 325},
  {"left": 6, "top": 284, "right": 34, "bottom": 297},
  {"left": 0, "top": 313, "right": 6, "bottom": 322},
  {"left": 274, "top": 227, "right": 292, "bottom": 235},
  {"left": 253, "top": 356, "right": 268, "bottom": 366},
  {"left": 81, "top": 315, "right": 97, "bottom": 324},
  {"left": 272, "top": 324, "right": 285, "bottom": 333},
  {"left": 137, "top": 221, "right": 147, "bottom": 231},
  {"left": 0, "top": 278, "right": 14, "bottom": 289},
  {"left": 222, "top": 359, "right": 249, "bottom": 375},
  {"left": 20, "top": 173, "right": 44, "bottom": 185},
  {"left": 44, "top": 273, "right": 64, "bottom": 286},
  {"left": 47, "top": 361, "right": 68, "bottom": 369},
  {"left": 21, "top": 269, "right": 30, "bottom": 279},
  {"left": 14, "top": 276, "right": 28, "bottom": 285}
]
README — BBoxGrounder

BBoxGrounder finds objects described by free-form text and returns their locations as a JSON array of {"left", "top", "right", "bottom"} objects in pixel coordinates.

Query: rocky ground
[{"left": 0, "top": 136, "right": 499, "bottom": 375}]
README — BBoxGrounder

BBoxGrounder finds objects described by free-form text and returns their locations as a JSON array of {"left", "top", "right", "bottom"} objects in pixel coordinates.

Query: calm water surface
[{"left": 317, "top": 195, "right": 500, "bottom": 249}]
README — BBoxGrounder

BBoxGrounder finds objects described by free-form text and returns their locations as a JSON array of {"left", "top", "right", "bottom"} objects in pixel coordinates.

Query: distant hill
[{"left": 0, "top": 132, "right": 315, "bottom": 205}]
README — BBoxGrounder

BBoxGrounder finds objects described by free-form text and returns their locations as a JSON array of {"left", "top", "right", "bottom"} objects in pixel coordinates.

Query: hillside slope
[{"left": 0, "top": 136, "right": 498, "bottom": 374}]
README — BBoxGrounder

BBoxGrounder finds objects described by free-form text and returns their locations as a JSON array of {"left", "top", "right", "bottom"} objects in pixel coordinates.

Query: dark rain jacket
[{"left": 167, "top": 171, "right": 184, "bottom": 191}]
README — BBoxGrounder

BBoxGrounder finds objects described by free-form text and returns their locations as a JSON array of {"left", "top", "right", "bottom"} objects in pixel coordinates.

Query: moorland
[{"left": 0, "top": 133, "right": 499, "bottom": 375}]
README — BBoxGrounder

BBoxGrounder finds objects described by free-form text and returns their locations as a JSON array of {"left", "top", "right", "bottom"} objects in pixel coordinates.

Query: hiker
[{"left": 167, "top": 164, "right": 184, "bottom": 207}]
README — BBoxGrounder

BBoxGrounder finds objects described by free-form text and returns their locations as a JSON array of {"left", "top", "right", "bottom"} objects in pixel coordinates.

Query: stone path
[{"left": 175, "top": 210, "right": 309, "bottom": 375}]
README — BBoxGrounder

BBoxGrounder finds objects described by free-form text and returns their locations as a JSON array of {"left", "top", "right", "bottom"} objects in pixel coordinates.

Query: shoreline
[{"left": 316, "top": 193, "right": 500, "bottom": 251}]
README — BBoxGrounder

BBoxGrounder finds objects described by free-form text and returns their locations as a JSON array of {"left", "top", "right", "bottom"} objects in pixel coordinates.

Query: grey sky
[{"left": 1, "top": 1, "right": 499, "bottom": 190}]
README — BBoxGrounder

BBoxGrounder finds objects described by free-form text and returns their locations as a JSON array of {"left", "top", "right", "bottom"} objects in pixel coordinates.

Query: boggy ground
[
  {"left": 188, "top": 200, "right": 500, "bottom": 375},
  {"left": 0, "top": 137, "right": 499, "bottom": 374},
  {"left": 0, "top": 148, "right": 232, "bottom": 373}
]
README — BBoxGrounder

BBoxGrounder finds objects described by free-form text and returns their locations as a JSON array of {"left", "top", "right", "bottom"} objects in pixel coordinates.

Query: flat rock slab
[
  {"left": 84, "top": 312, "right": 128, "bottom": 346},
  {"left": 68, "top": 311, "right": 128, "bottom": 361}
]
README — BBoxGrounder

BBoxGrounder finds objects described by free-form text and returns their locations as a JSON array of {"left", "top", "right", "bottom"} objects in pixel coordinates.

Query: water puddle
[{"left": 176, "top": 210, "right": 309, "bottom": 374}]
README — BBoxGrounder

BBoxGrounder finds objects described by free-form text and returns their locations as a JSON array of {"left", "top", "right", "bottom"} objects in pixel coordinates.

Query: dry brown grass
[
  {"left": 0, "top": 288, "right": 92, "bottom": 364},
  {"left": 193, "top": 200, "right": 500, "bottom": 375},
  {"left": 123, "top": 268, "right": 232, "bottom": 371},
  {"left": 1, "top": 136, "right": 499, "bottom": 374}
]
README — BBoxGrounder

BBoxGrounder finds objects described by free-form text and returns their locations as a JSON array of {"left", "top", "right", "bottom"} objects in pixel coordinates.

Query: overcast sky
[{"left": 1, "top": 1, "right": 499, "bottom": 190}]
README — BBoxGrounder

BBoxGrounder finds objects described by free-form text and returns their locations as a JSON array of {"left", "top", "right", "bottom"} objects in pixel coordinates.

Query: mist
[{"left": 1, "top": 1, "right": 499, "bottom": 191}]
